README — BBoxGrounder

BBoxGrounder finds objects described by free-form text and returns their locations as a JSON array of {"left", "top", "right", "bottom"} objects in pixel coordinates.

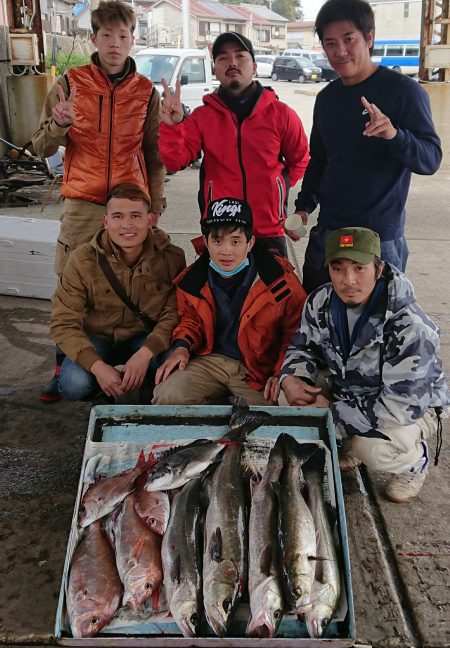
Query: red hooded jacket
[{"left": 159, "top": 86, "right": 310, "bottom": 238}]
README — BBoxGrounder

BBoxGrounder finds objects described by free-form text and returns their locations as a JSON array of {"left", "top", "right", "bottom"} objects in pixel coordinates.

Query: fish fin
[
  {"left": 243, "top": 455, "right": 261, "bottom": 483},
  {"left": 259, "top": 544, "right": 273, "bottom": 577},
  {"left": 152, "top": 586, "right": 160, "bottom": 611},
  {"left": 278, "top": 434, "right": 320, "bottom": 465},
  {"left": 225, "top": 397, "right": 271, "bottom": 441},
  {"left": 170, "top": 554, "right": 181, "bottom": 584},
  {"left": 136, "top": 449, "right": 146, "bottom": 469},
  {"left": 208, "top": 527, "right": 222, "bottom": 562}
]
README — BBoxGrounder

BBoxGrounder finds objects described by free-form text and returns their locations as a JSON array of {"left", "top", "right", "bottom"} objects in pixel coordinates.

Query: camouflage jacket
[{"left": 280, "top": 264, "right": 450, "bottom": 438}]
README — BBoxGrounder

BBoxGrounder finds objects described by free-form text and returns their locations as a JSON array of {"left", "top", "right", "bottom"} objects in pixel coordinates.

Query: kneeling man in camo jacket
[{"left": 268, "top": 227, "right": 449, "bottom": 504}]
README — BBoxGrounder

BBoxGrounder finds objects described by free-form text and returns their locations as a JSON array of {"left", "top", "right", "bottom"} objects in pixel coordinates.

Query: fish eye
[
  {"left": 274, "top": 609, "right": 282, "bottom": 619},
  {"left": 149, "top": 518, "right": 156, "bottom": 526},
  {"left": 90, "top": 616, "right": 99, "bottom": 626},
  {"left": 222, "top": 598, "right": 232, "bottom": 613},
  {"left": 322, "top": 617, "right": 330, "bottom": 629},
  {"left": 294, "top": 587, "right": 302, "bottom": 597},
  {"left": 145, "top": 581, "right": 153, "bottom": 591},
  {"left": 190, "top": 612, "right": 199, "bottom": 626}
]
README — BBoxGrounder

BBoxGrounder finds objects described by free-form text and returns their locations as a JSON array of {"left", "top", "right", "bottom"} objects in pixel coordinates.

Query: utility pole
[{"left": 182, "top": 0, "right": 190, "bottom": 48}]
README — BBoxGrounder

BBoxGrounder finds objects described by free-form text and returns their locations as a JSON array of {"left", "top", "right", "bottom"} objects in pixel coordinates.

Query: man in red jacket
[
  {"left": 152, "top": 198, "right": 307, "bottom": 405},
  {"left": 32, "top": 0, "right": 166, "bottom": 401},
  {"left": 159, "top": 32, "right": 309, "bottom": 259}
]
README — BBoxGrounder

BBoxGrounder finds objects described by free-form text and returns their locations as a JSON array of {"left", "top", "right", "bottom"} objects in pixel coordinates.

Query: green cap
[{"left": 325, "top": 227, "right": 381, "bottom": 266}]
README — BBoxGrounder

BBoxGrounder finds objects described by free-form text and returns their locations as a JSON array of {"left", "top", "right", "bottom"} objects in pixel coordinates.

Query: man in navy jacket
[{"left": 294, "top": 0, "right": 442, "bottom": 293}]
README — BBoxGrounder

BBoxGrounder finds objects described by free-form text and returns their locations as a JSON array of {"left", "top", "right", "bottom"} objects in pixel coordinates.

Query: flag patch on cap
[{"left": 339, "top": 234, "right": 354, "bottom": 247}]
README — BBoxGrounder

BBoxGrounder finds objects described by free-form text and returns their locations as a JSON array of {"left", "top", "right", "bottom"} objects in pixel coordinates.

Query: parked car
[
  {"left": 134, "top": 48, "right": 214, "bottom": 112},
  {"left": 254, "top": 55, "right": 276, "bottom": 78},
  {"left": 314, "top": 57, "right": 339, "bottom": 81},
  {"left": 271, "top": 56, "right": 322, "bottom": 83}
]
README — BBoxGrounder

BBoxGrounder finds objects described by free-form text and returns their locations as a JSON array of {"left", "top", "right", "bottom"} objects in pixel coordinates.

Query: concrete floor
[{"left": 0, "top": 81, "right": 449, "bottom": 648}]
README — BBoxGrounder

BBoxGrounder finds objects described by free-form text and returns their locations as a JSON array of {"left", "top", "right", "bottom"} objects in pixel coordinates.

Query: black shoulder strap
[{"left": 98, "top": 254, "right": 156, "bottom": 332}]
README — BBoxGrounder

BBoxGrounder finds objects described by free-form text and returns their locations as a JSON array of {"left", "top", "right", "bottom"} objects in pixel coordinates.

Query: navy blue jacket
[{"left": 295, "top": 66, "right": 442, "bottom": 240}]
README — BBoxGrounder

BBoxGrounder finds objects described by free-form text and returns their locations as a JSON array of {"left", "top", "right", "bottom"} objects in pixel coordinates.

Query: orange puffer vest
[{"left": 62, "top": 59, "right": 153, "bottom": 204}]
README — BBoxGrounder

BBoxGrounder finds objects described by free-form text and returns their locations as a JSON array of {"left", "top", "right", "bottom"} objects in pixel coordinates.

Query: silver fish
[
  {"left": 203, "top": 399, "right": 269, "bottom": 636},
  {"left": 78, "top": 450, "right": 149, "bottom": 528},
  {"left": 303, "top": 449, "right": 341, "bottom": 638},
  {"left": 161, "top": 478, "right": 206, "bottom": 637},
  {"left": 145, "top": 396, "right": 270, "bottom": 491},
  {"left": 275, "top": 434, "right": 319, "bottom": 613},
  {"left": 67, "top": 519, "right": 122, "bottom": 638},
  {"left": 246, "top": 442, "right": 285, "bottom": 639},
  {"left": 134, "top": 472, "right": 170, "bottom": 535},
  {"left": 112, "top": 491, "right": 163, "bottom": 610}
]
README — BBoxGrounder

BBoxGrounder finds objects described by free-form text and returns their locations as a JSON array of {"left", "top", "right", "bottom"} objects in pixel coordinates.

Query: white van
[
  {"left": 282, "top": 49, "right": 325, "bottom": 64},
  {"left": 133, "top": 48, "right": 215, "bottom": 112}
]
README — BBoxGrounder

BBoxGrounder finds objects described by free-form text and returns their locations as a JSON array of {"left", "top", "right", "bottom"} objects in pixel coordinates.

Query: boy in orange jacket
[{"left": 152, "top": 198, "right": 307, "bottom": 405}]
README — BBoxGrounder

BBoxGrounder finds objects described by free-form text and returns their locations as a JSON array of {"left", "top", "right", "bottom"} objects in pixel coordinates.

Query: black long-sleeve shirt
[{"left": 295, "top": 66, "right": 442, "bottom": 240}]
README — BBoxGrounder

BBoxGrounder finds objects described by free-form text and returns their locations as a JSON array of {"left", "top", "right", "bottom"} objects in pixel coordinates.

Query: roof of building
[
  {"left": 240, "top": 2, "right": 289, "bottom": 22},
  {"left": 287, "top": 20, "right": 315, "bottom": 29}
]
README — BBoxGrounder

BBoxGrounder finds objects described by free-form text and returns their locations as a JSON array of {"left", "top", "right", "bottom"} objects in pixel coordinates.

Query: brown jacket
[
  {"left": 50, "top": 228, "right": 186, "bottom": 371},
  {"left": 32, "top": 54, "right": 166, "bottom": 213}
]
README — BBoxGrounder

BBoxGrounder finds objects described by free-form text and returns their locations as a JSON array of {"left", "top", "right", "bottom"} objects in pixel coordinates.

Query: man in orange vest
[{"left": 32, "top": 0, "right": 166, "bottom": 401}]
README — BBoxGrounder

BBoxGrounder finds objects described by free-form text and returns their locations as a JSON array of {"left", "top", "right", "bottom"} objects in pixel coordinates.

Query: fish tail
[
  {"left": 224, "top": 396, "right": 271, "bottom": 441},
  {"left": 277, "top": 433, "right": 319, "bottom": 464}
]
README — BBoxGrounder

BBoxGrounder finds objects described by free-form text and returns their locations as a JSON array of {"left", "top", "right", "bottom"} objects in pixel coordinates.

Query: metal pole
[{"left": 182, "top": 0, "right": 190, "bottom": 48}]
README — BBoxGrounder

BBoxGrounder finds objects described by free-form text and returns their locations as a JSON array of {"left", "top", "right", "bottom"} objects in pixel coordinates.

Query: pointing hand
[
  {"left": 53, "top": 84, "right": 77, "bottom": 128},
  {"left": 160, "top": 78, "right": 184, "bottom": 125},
  {"left": 361, "top": 96, "right": 397, "bottom": 140}
]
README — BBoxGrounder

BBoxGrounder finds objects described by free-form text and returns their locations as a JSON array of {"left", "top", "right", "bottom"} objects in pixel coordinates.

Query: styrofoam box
[
  {"left": 55, "top": 404, "right": 356, "bottom": 647},
  {"left": 0, "top": 215, "right": 59, "bottom": 299}
]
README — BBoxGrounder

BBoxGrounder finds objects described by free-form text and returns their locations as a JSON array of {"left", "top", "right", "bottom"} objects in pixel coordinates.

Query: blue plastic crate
[{"left": 55, "top": 404, "right": 356, "bottom": 646}]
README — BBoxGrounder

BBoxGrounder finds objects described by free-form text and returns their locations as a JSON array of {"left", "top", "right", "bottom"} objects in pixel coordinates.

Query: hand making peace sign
[
  {"left": 160, "top": 78, "right": 184, "bottom": 125},
  {"left": 361, "top": 95, "right": 397, "bottom": 141},
  {"left": 53, "top": 84, "right": 77, "bottom": 128}
]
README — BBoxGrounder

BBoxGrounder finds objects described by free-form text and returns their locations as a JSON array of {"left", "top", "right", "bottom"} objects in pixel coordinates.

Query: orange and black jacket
[{"left": 172, "top": 245, "right": 307, "bottom": 390}]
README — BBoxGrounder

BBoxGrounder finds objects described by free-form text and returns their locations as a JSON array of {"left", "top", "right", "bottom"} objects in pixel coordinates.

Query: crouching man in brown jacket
[{"left": 50, "top": 183, "right": 186, "bottom": 402}]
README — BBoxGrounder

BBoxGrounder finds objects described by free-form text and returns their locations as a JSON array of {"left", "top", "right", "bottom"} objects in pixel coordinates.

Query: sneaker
[
  {"left": 39, "top": 372, "right": 62, "bottom": 402},
  {"left": 338, "top": 439, "right": 362, "bottom": 471},
  {"left": 385, "top": 468, "right": 428, "bottom": 504}
]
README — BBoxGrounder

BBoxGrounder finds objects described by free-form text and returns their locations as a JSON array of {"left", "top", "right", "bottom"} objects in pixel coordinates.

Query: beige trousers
[
  {"left": 343, "top": 410, "right": 437, "bottom": 474},
  {"left": 55, "top": 198, "right": 106, "bottom": 276},
  {"left": 152, "top": 353, "right": 269, "bottom": 406}
]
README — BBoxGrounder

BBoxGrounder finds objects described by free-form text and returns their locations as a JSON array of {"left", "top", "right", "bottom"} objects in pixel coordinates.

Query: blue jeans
[
  {"left": 302, "top": 225, "right": 409, "bottom": 294},
  {"left": 58, "top": 334, "right": 167, "bottom": 401}
]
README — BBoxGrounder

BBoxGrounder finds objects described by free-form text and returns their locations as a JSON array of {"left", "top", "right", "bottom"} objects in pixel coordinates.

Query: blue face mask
[{"left": 209, "top": 257, "right": 249, "bottom": 277}]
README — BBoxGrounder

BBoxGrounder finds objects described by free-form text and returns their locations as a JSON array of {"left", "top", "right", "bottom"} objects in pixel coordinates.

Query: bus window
[
  {"left": 386, "top": 45, "right": 404, "bottom": 56},
  {"left": 405, "top": 45, "right": 419, "bottom": 56},
  {"left": 372, "top": 45, "right": 385, "bottom": 57}
]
